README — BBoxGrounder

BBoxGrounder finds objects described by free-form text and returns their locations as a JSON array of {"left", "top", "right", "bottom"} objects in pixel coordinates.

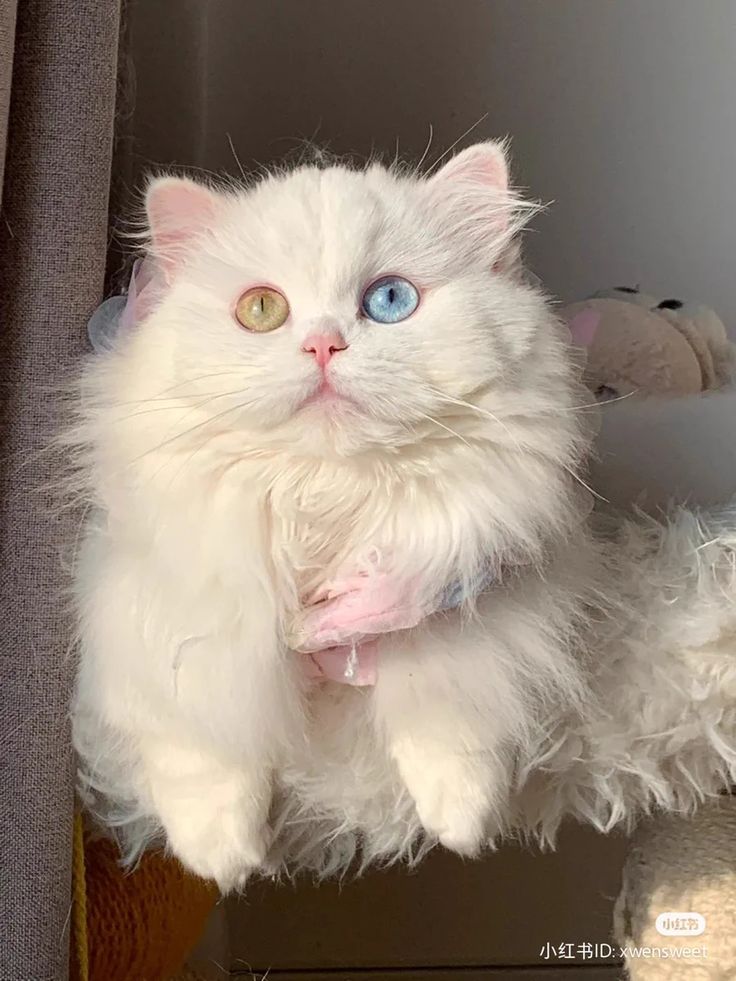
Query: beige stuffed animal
[{"left": 562, "top": 288, "right": 735, "bottom": 399}]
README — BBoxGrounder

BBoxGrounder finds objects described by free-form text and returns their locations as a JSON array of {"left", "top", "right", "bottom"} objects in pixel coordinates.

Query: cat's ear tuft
[
  {"left": 145, "top": 176, "right": 219, "bottom": 275},
  {"left": 429, "top": 141, "right": 509, "bottom": 194}
]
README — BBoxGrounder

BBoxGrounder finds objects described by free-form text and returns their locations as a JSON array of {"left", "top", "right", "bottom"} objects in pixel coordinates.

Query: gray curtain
[{"left": 0, "top": 3, "right": 121, "bottom": 978}]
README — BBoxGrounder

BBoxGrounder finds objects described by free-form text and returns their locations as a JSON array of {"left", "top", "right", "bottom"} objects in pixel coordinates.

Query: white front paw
[
  {"left": 393, "top": 741, "right": 495, "bottom": 856},
  {"left": 164, "top": 790, "right": 271, "bottom": 892},
  {"left": 148, "top": 759, "right": 271, "bottom": 892}
]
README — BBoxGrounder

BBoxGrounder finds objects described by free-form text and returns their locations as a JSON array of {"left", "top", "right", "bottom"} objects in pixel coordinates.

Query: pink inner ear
[
  {"left": 146, "top": 178, "right": 218, "bottom": 273},
  {"left": 430, "top": 142, "right": 509, "bottom": 193},
  {"left": 567, "top": 309, "right": 601, "bottom": 348}
]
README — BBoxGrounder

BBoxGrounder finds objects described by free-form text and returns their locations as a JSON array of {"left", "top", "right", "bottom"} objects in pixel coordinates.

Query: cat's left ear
[{"left": 145, "top": 176, "right": 220, "bottom": 278}]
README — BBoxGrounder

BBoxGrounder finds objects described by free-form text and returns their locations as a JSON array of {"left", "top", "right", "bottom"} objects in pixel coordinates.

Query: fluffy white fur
[{"left": 69, "top": 142, "right": 736, "bottom": 891}]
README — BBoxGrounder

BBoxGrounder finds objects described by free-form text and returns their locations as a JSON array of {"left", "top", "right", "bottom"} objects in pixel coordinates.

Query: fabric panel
[
  {"left": 0, "top": 0, "right": 18, "bottom": 202},
  {"left": 0, "top": 1, "right": 121, "bottom": 977}
]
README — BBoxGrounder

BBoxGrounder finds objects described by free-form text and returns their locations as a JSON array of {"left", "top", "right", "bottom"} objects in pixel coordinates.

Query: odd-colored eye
[
  {"left": 362, "top": 275, "right": 419, "bottom": 324},
  {"left": 235, "top": 286, "right": 289, "bottom": 332}
]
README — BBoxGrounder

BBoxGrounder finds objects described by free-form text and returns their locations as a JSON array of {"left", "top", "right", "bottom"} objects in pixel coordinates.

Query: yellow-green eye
[{"left": 235, "top": 286, "right": 289, "bottom": 332}]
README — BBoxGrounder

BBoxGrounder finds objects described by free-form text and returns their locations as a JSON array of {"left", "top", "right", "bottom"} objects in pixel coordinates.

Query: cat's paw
[
  {"left": 292, "top": 572, "right": 425, "bottom": 651},
  {"left": 148, "top": 760, "right": 271, "bottom": 892},
  {"left": 163, "top": 792, "right": 271, "bottom": 892},
  {"left": 393, "top": 741, "right": 492, "bottom": 857}
]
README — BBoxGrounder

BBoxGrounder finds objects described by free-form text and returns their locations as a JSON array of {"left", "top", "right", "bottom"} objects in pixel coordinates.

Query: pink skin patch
[
  {"left": 295, "top": 572, "right": 426, "bottom": 653},
  {"left": 567, "top": 309, "right": 601, "bottom": 348},
  {"left": 303, "top": 640, "right": 379, "bottom": 687}
]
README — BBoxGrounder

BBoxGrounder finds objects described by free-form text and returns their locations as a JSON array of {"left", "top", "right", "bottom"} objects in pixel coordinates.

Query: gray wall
[{"left": 130, "top": 0, "right": 736, "bottom": 328}]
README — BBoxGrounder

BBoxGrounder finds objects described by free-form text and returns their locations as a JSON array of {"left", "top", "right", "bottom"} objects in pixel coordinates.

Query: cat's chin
[{"left": 282, "top": 395, "right": 406, "bottom": 458}]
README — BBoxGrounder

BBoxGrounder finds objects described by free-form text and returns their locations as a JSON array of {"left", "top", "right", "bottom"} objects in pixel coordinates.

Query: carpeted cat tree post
[
  {"left": 70, "top": 813, "right": 218, "bottom": 981},
  {"left": 614, "top": 796, "right": 736, "bottom": 980}
]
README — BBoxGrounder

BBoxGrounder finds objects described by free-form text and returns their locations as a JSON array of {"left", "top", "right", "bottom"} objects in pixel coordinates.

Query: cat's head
[{"left": 96, "top": 142, "right": 583, "bottom": 468}]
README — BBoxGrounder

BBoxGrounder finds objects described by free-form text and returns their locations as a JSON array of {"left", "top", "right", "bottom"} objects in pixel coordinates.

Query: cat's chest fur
[
  {"left": 260, "top": 445, "right": 473, "bottom": 613},
  {"left": 264, "top": 459, "right": 391, "bottom": 604}
]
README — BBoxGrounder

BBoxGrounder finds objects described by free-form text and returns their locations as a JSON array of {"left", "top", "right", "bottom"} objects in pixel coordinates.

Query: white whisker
[
  {"left": 425, "top": 112, "right": 490, "bottom": 175},
  {"left": 413, "top": 409, "right": 471, "bottom": 447},
  {"left": 426, "top": 387, "right": 524, "bottom": 452},
  {"left": 226, "top": 132, "right": 247, "bottom": 181},
  {"left": 414, "top": 123, "right": 434, "bottom": 174}
]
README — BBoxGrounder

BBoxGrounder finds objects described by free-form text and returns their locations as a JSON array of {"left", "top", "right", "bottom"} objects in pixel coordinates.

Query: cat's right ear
[
  {"left": 145, "top": 176, "right": 219, "bottom": 279},
  {"left": 428, "top": 141, "right": 509, "bottom": 196},
  {"left": 425, "top": 140, "right": 535, "bottom": 268},
  {"left": 426, "top": 141, "right": 515, "bottom": 244}
]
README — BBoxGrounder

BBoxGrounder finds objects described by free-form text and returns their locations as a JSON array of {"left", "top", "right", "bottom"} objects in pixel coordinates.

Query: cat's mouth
[{"left": 302, "top": 379, "right": 356, "bottom": 409}]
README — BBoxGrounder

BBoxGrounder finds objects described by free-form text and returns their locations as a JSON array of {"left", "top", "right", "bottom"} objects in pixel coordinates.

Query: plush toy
[{"left": 562, "top": 287, "right": 735, "bottom": 400}]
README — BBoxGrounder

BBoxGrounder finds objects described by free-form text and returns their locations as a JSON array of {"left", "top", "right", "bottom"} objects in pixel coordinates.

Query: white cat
[{"left": 69, "top": 141, "right": 736, "bottom": 891}]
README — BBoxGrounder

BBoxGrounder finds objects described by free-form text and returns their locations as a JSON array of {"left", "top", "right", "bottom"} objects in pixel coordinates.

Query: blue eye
[{"left": 361, "top": 275, "right": 420, "bottom": 324}]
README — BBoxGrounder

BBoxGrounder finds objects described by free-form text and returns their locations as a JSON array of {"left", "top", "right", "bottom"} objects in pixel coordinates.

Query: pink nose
[{"left": 301, "top": 331, "right": 348, "bottom": 369}]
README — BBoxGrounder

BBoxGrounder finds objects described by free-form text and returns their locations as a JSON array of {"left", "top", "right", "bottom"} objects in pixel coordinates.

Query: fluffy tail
[{"left": 519, "top": 501, "right": 736, "bottom": 840}]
